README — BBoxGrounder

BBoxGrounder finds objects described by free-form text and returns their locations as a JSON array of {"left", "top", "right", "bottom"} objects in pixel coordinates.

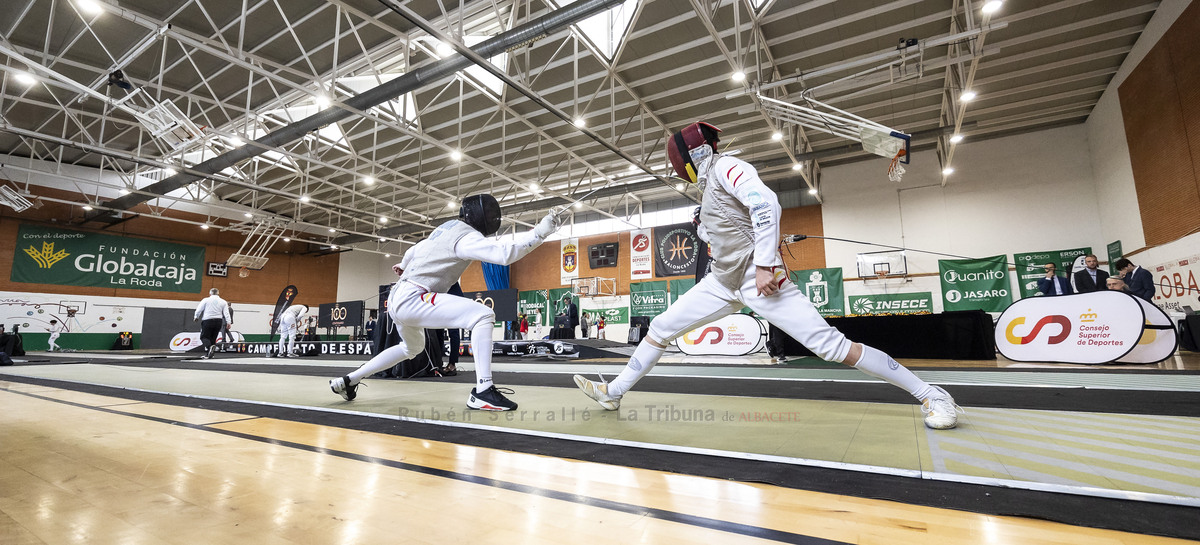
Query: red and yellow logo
[
  {"left": 681, "top": 326, "right": 724, "bottom": 345},
  {"left": 1005, "top": 315, "right": 1071, "bottom": 345}
]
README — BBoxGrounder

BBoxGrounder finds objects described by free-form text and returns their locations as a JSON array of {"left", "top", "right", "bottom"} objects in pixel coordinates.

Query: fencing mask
[
  {"left": 667, "top": 121, "right": 721, "bottom": 184},
  {"left": 459, "top": 194, "right": 502, "bottom": 236}
]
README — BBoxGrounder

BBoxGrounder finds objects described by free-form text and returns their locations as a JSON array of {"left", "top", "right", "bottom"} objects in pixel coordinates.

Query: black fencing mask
[{"left": 459, "top": 194, "right": 502, "bottom": 236}]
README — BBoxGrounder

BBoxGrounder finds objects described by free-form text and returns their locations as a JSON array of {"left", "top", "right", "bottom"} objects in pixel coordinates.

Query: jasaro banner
[
  {"left": 995, "top": 291, "right": 1177, "bottom": 364},
  {"left": 939, "top": 255, "right": 1012, "bottom": 312},
  {"left": 12, "top": 224, "right": 205, "bottom": 293}
]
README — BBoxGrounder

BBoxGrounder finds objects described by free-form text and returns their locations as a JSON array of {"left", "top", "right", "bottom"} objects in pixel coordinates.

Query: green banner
[
  {"left": 517, "top": 290, "right": 550, "bottom": 326},
  {"left": 790, "top": 267, "right": 845, "bottom": 317},
  {"left": 1107, "top": 240, "right": 1123, "bottom": 275},
  {"left": 939, "top": 255, "right": 1012, "bottom": 312},
  {"left": 630, "top": 281, "right": 669, "bottom": 318},
  {"left": 669, "top": 278, "right": 695, "bottom": 304},
  {"left": 587, "top": 306, "right": 629, "bottom": 324},
  {"left": 548, "top": 287, "right": 576, "bottom": 321},
  {"left": 11, "top": 224, "right": 205, "bottom": 293},
  {"left": 848, "top": 292, "right": 934, "bottom": 315},
  {"left": 1013, "top": 247, "right": 1091, "bottom": 299}
]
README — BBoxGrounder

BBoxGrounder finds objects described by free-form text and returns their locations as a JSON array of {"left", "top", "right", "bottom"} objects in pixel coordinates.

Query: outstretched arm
[{"left": 454, "top": 211, "right": 560, "bottom": 265}]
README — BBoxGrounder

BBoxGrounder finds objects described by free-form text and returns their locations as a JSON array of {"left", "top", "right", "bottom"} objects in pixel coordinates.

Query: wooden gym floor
[{"left": 2, "top": 350, "right": 1199, "bottom": 544}]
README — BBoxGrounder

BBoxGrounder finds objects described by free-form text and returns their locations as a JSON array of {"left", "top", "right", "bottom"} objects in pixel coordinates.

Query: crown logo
[
  {"left": 1079, "top": 309, "right": 1098, "bottom": 322},
  {"left": 24, "top": 241, "right": 70, "bottom": 269}
]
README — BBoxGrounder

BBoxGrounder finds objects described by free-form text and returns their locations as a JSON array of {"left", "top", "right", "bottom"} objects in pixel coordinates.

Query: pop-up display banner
[
  {"left": 995, "top": 291, "right": 1177, "bottom": 364},
  {"left": 674, "top": 313, "right": 765, "bottom": 356}
]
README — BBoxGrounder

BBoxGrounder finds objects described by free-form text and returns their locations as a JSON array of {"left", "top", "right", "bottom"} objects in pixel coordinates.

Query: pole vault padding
[{"left": 995, "top": 291, "right": 1177, "bottom": 364}]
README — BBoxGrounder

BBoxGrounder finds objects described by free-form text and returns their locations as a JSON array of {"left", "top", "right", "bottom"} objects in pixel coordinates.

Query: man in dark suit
[
  {"left": 1114, "top": 258, "right": 1155, "bottom": 302},
  {"left": 1073, "top": 254, "right": 1109, "bottom": 293},
  {"left": 1037, "top": 262, "right": 1073, "bottom": 296}
]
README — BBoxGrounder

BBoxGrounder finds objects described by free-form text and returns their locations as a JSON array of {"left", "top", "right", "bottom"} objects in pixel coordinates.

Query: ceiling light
[
  {"left": 792, "top": 164, "right": 803, "bottom": 171},
  {"left": 435, "top": 41, "right": 454, "bottom": 58},
  {"left": 299, "top": 195, "right": 311, "bottom": 203},
  {"left": 771, "top": 131, "right": 783, "bottom": 141},
  {"left": 77, "top": 0, "right": 103, "bottom": 15},
  {"left": 13, "top": 72, "right": 36, "bottom": 86},
  {"left": 959, "top": 90, "right": 977, "bottom": 102},
  {"left": 283, "top": 237, "right": 291, "bottom": 242},
  {"left": 379, "top": 217, "right": 388, "bottom": 224},
  {"left": 330, "top": 245, "right": 338, "bottom": 250},
  {"left": 943, "top": 167, "right": 955, "bottom": 176},
  {"left": 530, "top": 183, "right": 540, "bottom": 192},
  {"left": 573, "top": 117, "right": 586, "bottom": 128},
  {"left": 731, "top": 70, "right": 746, "bottom": 82},
  {"left": 119, "top": 188, "right": 130, "bottom": 195},
  {"left": 81, "top": 204, "right": 93, "bottom": 211},
  {"left": 808, "top": 188, "right": 818, "bottom": 195},
  {"left": 230, "top": 136, "right": 245, "bottom": 146},
  {"left": 165, "top": 168, "right": 177, "bottom": 176},
  {"left": 362, "top": 176, "right": 374, "bottom": 185},
  {"left": 574, "top": 202, "right": 583, "bottom": 209},
  {"left": 328, "top": 228, "right": 336, "bottom": 233},
  {"left": 315, "top": 95, "right": 331, "bottom": 108},
  {"left": 628, "top": 164, "right": 637, "bottom": 172},
  {"left": 447, "top": 200, "right": 456, "bottom": 208},
  {"left": 200, "top": 223, "right": 210, "bottom": 230},
  {"left": 385, "top": 253, "right": 391, "bottom": 258},
  {"left": 981, "top": 1, "right": 1003, "bottom": 15},
  {"left": 243, "top": 212, "right": 253, "bottom": 218},
  {"left": 949, "top": 134, "right": 964, "bottom": 144},
  {"left": 379, "top": 237, "right": 387, "bottom": 242},
  {"left": 449, "top": 149, "right": 462, "bottom": 161}
]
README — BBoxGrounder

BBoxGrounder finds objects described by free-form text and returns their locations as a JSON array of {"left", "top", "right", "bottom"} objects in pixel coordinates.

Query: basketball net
[
  {"left": 238, "top": 267, "right": 249, "bottom": 278},
  {"left": 888, "top": 149, "right": 906, "bottom": 182}
]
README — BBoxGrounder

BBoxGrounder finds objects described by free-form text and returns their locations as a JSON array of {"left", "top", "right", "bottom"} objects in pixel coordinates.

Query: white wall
[
  {"left": 1085, "top": 0, "right": 1194, "bottom": 253},
  {"left": 0, "top": 290, "right": 278, "bottom": 335},
  {"left": 336, "top": 250, "right": 401, "bottom": 311}
]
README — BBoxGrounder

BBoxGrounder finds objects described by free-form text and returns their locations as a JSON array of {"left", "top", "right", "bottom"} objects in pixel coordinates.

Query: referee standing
[{"left": 194, "top": 288, "right": 232, "bottom": 359}]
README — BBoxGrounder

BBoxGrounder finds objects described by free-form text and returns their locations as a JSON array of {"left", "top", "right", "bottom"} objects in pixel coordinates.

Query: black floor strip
[
  {"left": 2, "top": 374, "right": 1198, "bottom": 540},
  {"left": 5, "top": 386, "right": 845, "bottom": 545}
]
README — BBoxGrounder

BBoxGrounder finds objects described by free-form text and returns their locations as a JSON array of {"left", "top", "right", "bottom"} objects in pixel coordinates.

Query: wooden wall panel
[
  {"left": 0, "top": 185, "right": 339, "bottom": 306},
  {"left": 1118, "top": 1, "right": 1200, "bottom": 246}
]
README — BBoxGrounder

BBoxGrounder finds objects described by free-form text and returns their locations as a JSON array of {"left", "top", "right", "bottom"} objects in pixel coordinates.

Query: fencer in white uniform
[
  {"left": 276, "top": 304, "right": 308, "bottom": 357},
  {"left": 574, "top": 121, "right": 962, "bottom": 429},
  {"left": 330, "top": 194, "right": 560, "bottom": 411},
  {"left": 46, "top": 319, "right": 63, "bottom": 352}
]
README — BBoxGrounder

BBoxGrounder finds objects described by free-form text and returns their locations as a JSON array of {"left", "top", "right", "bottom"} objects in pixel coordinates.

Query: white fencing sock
[
  {"left": 607, "top": 341, "right": 666, "bottom": 397},
  {"left": 853, "top": 344, "right": 935, "bottom": 401},
  {"left": 349, "top": 342, "right": 417, "bottom": 384},
  {"left": 471, "top": 321, "right": 495, "bottom": 391}
]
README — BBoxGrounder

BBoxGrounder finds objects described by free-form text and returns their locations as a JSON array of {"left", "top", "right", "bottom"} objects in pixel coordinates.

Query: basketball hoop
[
  {"left": 888, "top": 149, "right": 906, "bottom": 182},
  {"left": 238, "top": 267, "right": 249, "bottom": 278}
]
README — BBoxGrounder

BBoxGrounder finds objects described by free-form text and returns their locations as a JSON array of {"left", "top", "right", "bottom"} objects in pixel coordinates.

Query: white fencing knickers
[
  {"left": 608, "top": 266, "right": 853, "bottom": 396},
  {"left": 277, "top": 316, "right": 299, "bottom": 355},
  {"left": 348, "top": 282, "right": 497, "bottom": 389}
]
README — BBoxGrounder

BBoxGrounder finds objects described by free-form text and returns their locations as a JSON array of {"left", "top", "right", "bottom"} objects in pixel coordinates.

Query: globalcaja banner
[
  {"left": 11, "top": 224, "right": 205, "bottom": 293},
  {"left": 848, "top": 292, "right": 934, "bottom": 315},
  {"left": 940, "top": 255, "right": 1013, "bottom": 312},
  {"left": 653, "top": 222, "right": 700, "bottom": 277},
  {"left": 1013, "top": 247, "right": 1091, "bottom": 298},
  {"left": 630, "top": 281, "right": 669, "bottom": 318},
  {"left": 790, "top": 267, "right": 845, "bottom": 317}
]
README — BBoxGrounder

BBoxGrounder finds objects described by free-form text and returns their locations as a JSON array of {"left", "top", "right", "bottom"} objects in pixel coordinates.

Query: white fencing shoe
[
  {"left": 329, "top": 375, "right": 358, "bottom": 401},
  {"left": 573, "top": 375, "right": 621, "bottom": 411},
  {"left": 922, "top": 385, "right": 963, "bottom": 429}
]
